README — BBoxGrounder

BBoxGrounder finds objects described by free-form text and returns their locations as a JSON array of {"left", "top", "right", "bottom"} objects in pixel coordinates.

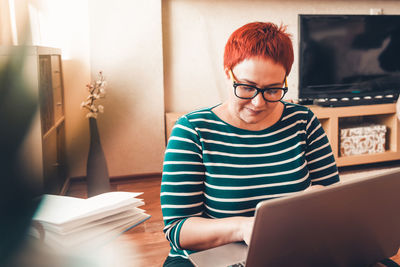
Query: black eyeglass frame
[{"left": 229, "top": 69, "right": 288, "bottom": 102}]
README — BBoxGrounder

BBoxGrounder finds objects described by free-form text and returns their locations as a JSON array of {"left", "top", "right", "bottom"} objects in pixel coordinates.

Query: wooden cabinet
[
  {"left": 310, "top": 103, "right": 400, "bottom": 167},
  {"left": 165, "top": 103, "right": 400, "bottom": 167},
  {"left": 0, "top": 46, "right": 67, "bottom": 194}
]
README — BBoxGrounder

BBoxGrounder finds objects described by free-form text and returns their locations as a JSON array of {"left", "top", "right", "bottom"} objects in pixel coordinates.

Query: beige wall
[
  {"left": 61, "top": 0, "right": 165, "bottom": 178},
  {"left": 164, "top": 0, "right": 400, "bottom": 113},
  {"left": 0, "top": 0, "right": 13, "bottom": 45},
  {"left": 87, "top": 0, "right": 165, "bottom": 177}
]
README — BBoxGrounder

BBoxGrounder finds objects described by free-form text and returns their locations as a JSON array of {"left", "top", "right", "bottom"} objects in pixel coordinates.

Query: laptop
[{"left": 189, "top": 169, "right": 400, "bottom": 267}]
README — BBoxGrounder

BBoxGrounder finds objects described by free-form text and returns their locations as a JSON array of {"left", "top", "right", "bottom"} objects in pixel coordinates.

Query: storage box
[{"left": 340, "top": 124, "right": 386, "bottom": 156}]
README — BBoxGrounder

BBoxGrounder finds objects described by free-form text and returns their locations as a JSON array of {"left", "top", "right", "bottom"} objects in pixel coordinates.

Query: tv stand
[{"left": 309, "top": 103, "right": 400, "bottom": 167}]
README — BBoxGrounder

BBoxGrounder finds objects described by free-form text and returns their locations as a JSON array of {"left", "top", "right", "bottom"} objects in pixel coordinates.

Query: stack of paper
[{"left": 30, "top": 191, "right": 150, "bottom": 250}]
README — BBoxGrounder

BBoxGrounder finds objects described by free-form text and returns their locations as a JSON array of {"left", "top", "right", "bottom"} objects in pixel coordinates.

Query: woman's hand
[
  {"left": 179, "top": 216, "right": 255, "bottom": 251},
  {"left": 239, "top": 216, "right": 255, "bottom": 245},
  {"left": 304, "top": 184, "right": 325, "bottom": 192}
]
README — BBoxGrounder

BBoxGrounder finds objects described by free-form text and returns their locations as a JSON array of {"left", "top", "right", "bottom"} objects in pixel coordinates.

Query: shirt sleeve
[
  {"left": 304, "top": 109, "right": 340, "bottom": 186},
  {"left": 160, "top": 115, "right": 206, "bottom": 252}
]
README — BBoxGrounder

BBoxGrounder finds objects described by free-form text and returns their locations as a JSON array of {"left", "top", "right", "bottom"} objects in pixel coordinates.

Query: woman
[{"left": 161, "top": 22, "right": 340, "bottom": 267}]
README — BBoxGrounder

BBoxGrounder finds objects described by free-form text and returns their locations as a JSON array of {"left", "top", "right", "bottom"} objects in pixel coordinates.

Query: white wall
[
  {"left": 87, "top": 0, "right": 165, "bottom": 177},
  {"left": 163, "top": 0, "right": 400, "bottom": 112},
  {"left": 0, "top": 0, "right": 13, "bottom": 45}
]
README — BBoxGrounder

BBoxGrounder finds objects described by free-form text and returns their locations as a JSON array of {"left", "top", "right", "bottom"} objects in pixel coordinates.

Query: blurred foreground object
[
  {"left": 0, "top": 46, "right": 41, "bottom": 265},
  {"left": 0, "top": 46, "right": 67, "bottom": 195}
]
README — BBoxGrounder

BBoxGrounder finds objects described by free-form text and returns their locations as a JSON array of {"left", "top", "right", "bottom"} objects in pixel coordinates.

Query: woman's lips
[{"left": 246, "top": 108, "right": 263, "bottom": 115}]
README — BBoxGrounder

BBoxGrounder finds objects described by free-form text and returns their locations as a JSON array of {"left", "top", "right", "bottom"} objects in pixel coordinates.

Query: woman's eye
[
  {"left": 266, "top": 89, "right": 279, "bottom": 95},
  {"left": 242, "top": 86, "right": 255, "bottom": 92}
]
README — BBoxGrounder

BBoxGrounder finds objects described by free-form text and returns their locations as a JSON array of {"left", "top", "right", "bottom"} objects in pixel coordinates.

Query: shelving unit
[
  {"left": 0, "top": 46, "right": 67, "bottom": 194},
  {"left": 165, "top": 103, "right": 400, "bottom": 167},
  {"left": 310, "top": 103, "right": 400, "bottom": 167}
]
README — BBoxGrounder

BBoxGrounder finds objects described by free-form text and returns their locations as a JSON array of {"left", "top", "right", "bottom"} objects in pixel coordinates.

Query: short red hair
[{"left": 223, "top": 22, "right": 294, "bottom": 75}]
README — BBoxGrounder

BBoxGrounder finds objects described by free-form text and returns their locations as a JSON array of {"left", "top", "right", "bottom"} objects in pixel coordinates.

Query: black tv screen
[{"left": 299, "top": 15, "right": 400, "bottom": 106}]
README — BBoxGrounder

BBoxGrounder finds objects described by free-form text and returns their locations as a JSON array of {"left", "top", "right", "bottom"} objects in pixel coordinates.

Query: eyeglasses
[{"left": 229, "top": 69, "right": 288, "bottom": 102}]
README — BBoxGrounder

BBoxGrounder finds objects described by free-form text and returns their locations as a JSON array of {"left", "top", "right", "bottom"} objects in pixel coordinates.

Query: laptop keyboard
[{"left": 228, "top": 261, "right": 246, "bottom": 267}]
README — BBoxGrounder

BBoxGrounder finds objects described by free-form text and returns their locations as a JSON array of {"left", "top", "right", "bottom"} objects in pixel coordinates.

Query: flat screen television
[{"left": 298, "top": 15, "right": 400, "bottom": 107}]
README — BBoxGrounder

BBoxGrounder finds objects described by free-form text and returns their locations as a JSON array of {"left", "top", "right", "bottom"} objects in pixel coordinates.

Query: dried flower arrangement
[{"left": 81, "top": 71, "right": 106, "bottom": 118}]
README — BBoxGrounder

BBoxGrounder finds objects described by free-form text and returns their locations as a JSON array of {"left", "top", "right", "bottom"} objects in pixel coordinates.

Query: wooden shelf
[
  {"left": 309, "top": 103, "right": 400, "bottom": 167},
  {"left": 165, "top": 103, "right": 400, "bottom": 167},
  {"left": 42, "top": 116, "right": 65, "bottom": 140},
  {"left": 308, "top": 103, "right": 396, "bottom": 118}
]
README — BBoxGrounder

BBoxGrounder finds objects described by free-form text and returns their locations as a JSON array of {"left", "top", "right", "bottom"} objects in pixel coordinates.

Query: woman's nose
[{"left": 251, "top": 93, "right": 266, "bottom": 107}]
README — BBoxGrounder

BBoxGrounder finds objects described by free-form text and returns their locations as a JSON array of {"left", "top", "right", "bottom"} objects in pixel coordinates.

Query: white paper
[{"left": 33, "top": 192, "right": 143, "bottom": 226}]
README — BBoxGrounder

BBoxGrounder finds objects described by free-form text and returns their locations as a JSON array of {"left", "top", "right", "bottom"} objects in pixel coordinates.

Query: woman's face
[{"left": 226, "top": 57, "right": 286, "bottom": 128}]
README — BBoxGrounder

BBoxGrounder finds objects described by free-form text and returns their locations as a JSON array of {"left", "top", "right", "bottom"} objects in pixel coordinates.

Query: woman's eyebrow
[{"left": 239, "top": 78, "right": 283, "bottom": 88}]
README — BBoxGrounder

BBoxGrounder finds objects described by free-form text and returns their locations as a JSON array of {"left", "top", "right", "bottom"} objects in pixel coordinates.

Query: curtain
[{"left": 0, "top": 0, "right": 13, "bottom": 45}]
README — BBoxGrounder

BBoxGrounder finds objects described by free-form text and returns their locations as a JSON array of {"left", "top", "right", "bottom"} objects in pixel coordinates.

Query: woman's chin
[{"left": 240, "top": 114, "right": 264, "bottom": 125}]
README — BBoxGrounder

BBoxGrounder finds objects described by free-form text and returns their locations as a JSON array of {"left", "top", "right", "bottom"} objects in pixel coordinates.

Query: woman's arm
[
  {"left": 179, "top": 216, "right": 254, "bottom": 251},
  {"left": 305, "top": 109, "right": 340, "bottom": 186},
  {"left": 161, "top": 115, "right": 254, "bottom": 253}
]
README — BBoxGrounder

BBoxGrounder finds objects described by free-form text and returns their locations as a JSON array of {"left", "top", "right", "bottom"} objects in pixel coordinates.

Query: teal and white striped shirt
[{"left": 161, "top": 102, "right": 340, "bottom": 258}]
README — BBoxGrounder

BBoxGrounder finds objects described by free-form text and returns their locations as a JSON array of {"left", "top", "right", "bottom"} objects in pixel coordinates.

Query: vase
[{"left": 86, "top": 117, "right": 110, "bottom": 197}]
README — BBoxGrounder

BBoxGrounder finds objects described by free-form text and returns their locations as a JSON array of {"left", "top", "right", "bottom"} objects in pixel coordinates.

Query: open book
[{"left": 30, "top": 191, "right": 150, "bottom": 249}]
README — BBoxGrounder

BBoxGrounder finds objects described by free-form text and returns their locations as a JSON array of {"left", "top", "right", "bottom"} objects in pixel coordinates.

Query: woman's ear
[{"left": 224, "top": 68, "right": 231, "bottom": 80}]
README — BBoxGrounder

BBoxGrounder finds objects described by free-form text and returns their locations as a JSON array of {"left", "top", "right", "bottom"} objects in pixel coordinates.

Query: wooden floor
[{"left": 66, "top": 172, "right": 400, "bottom": 267}]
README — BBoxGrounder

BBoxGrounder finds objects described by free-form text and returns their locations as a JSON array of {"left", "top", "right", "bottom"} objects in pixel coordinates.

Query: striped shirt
[{"left": 161, "top": 102, "right": 340, "bottom": 258}]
